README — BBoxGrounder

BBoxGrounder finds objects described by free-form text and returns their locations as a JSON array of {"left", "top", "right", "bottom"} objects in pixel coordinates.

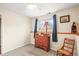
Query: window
[{"left": 37, "top": 19, "right": 53, "bottom": 33}]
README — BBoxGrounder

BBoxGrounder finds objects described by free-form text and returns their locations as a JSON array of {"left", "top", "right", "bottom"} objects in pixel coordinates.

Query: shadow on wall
[
  {"left": 0, "top": 15, "right": 1, "bottom": 54},
  {"left": 76, "top": 22, "right": 79, "bottom": 34}
]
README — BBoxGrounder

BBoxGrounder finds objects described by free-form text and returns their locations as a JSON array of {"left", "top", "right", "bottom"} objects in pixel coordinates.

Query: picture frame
[{"left": 60, "top": 15, "right": 70, "bottom": 23}]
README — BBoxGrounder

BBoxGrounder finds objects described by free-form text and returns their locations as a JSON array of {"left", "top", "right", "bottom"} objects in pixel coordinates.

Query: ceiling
[{"left": 0, "top": 3, "right": 78, "bottom": 17}]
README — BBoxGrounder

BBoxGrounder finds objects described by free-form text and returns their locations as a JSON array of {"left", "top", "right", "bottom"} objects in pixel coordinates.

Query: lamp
[{"left": 27, "top": 4, "right": 37, "bottom": 10}]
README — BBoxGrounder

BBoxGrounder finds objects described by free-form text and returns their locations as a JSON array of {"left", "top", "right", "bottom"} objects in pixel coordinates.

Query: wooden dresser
[{"left": 35, "top": 33, "right": 50, "bottom": 52}]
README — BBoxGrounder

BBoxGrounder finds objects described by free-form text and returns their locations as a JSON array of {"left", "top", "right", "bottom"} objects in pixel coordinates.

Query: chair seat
[{"left": 58, "top": 49, "right": 72, "bottom": 56}]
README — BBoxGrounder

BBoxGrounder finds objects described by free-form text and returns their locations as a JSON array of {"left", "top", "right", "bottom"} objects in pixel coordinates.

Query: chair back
[{"left": 63, "top": 38, "right": 75, "bottom": 55}]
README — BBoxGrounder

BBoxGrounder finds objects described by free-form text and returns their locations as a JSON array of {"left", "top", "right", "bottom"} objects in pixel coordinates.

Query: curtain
[
  {"left": 52, "top": 15, "right": 58, "bottom": 42},
  {"left": 34, "top": 18, "right": 38, "bottom": 38}
]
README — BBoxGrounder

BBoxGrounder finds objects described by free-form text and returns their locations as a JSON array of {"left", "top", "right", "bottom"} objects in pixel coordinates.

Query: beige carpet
[
  {"left": 1, "top": 44, "right": 57, "bottom": 56},
  {"left": 27, "top": 46, "right": 56, "bottom": 56}
]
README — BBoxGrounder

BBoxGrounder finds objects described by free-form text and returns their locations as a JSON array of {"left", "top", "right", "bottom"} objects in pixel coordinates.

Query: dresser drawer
[{"left": 35, "top": 33, "right": 50, "bottom": 52}]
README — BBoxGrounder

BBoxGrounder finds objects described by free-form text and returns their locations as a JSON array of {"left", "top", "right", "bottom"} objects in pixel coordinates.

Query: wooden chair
[{"left": 57, "top": 38, "right": 75, "bottom": 56}]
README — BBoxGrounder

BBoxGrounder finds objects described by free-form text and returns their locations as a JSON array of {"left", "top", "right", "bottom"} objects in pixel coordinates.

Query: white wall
[
  {"left": 0, "top": 8, "right": 32, "bottom": 54},
  {"left": 76, "top": 35, "right": 79, "bottom": 55},
  {"left": 31, "top": 6, "right": 79, "bottom": 55}
]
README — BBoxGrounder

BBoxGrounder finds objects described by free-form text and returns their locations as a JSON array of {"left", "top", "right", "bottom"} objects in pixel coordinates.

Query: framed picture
[{"left": 60, "top": 15, "right": 70, "bottom": 23}]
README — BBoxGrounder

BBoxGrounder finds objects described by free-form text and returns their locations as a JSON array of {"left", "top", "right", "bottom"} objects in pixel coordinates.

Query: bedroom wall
[
  {"left": 0, "top": 8, "right": 32, "bottom": 54},
  {"left": 76, "top": 35, "right": 79, "bottom": 55},
  {"left": 31, "top": 6, "right": 79, "bottom": 55}
]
